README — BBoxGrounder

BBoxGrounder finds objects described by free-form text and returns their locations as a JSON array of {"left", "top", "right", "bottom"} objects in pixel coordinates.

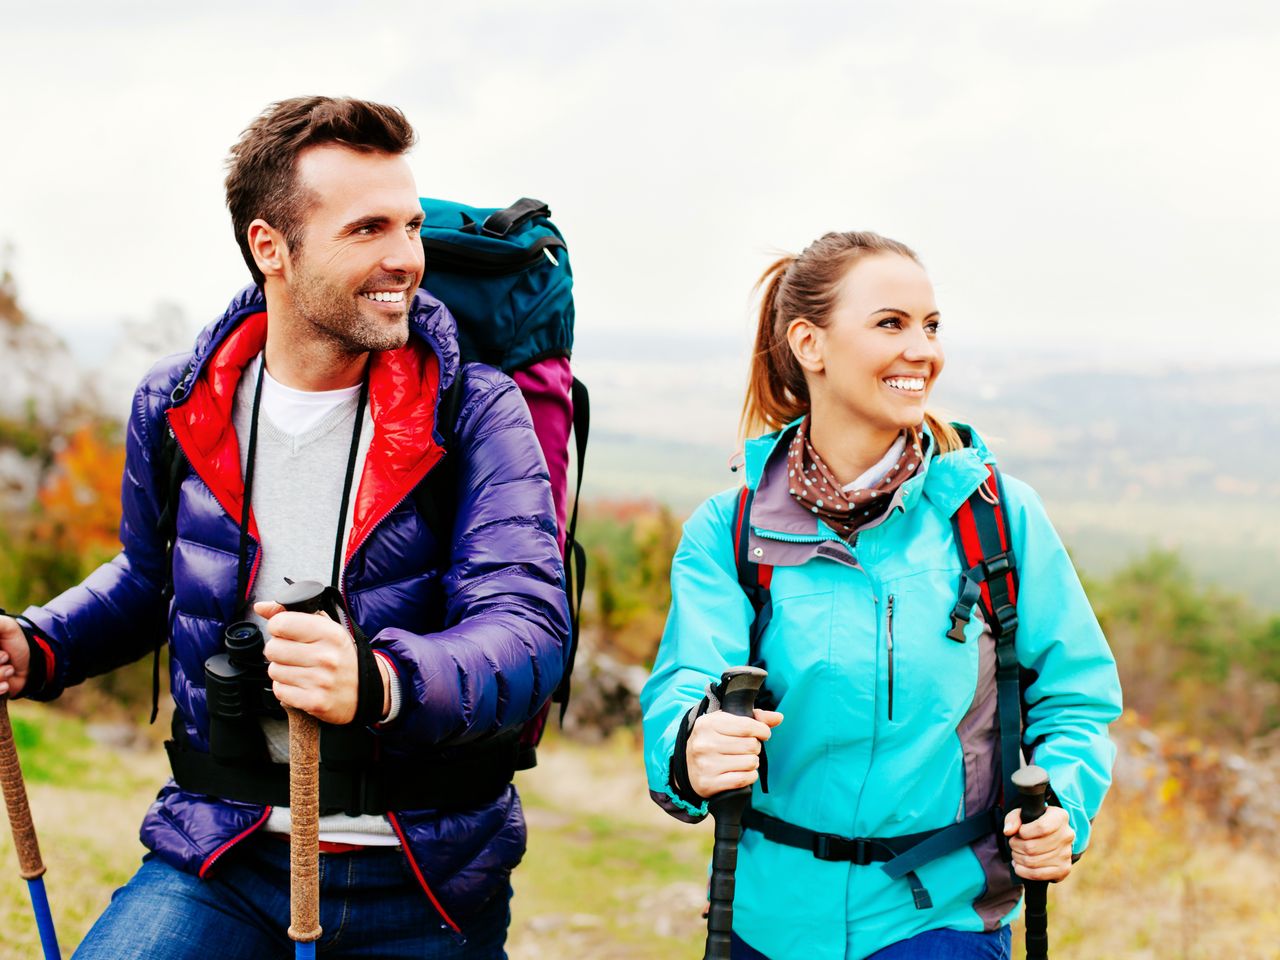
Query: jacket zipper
[{"left": 887, "top": 594, "right": 896, "bottom": 721}]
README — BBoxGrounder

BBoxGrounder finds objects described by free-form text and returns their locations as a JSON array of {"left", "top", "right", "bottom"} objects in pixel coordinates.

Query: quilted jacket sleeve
[
  {"left": 370, "top": 365, "right": 569, "bottom": 746},
  {"left": 1003, "top": 474, "right": 1123, "bottom": 855},
  {"left": 20, "top": 371, "right": 174, "bottom": 699}
]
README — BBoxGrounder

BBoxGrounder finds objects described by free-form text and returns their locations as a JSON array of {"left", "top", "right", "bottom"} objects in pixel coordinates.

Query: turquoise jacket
[{"left": 641, "top": 423, "right": 1122, "bottom": 960}]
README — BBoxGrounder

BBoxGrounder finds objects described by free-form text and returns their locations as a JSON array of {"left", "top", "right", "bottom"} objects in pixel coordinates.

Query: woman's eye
[
  {"left": 878, "top": 317, "right": 902, "bottom": 329},
  {"left": 926, "top": 320, "right": 942, "bottom": 334}
]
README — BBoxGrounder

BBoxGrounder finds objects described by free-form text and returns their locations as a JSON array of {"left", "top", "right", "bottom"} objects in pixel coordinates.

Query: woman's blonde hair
[{"left": 740, "top": 230, "right": 962, "bottom": 454}]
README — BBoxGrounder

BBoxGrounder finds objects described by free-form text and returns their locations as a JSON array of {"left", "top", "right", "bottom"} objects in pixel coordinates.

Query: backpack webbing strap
[
  {"left": 479, "top": 198, "right": 552, "bottom": 239},
  {"left": 555, "top": 377, "right": 589, "bottom": 715},
  {"left": 733, "top": 487, "right": 774, "bottom": 670},
  {"left": 743, "top": 806, "right": 1003, "bottom": 911},
  {"left": 731, "top": 487, "right": 773, "bottom": 790},
  {"left": 150, "top": 418, "right": 190, "bottom": 724},
  {"left": 166, "top": 728, "right": 520, "bottom": 815},
  {"left": 950, "top": 465, "right": 1023, "bottom": 821}
]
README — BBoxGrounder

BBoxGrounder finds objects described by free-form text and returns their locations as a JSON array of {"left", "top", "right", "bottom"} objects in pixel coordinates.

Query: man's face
[{"left": 283, "top": 144, "right": 425, "bottom": 353}]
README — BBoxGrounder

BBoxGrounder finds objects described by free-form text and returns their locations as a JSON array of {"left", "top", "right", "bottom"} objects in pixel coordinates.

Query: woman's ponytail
[{"left": 740, "top": 256, "right": 807, "bottom": 439}]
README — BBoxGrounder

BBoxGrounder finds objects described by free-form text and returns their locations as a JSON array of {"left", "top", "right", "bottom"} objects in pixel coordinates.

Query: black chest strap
[
  {"left": 742, "top": 806, "right": 1003, "bottom": 911},
  {"left": 165, "top": 728, "right": 520, "bottom": 816}
]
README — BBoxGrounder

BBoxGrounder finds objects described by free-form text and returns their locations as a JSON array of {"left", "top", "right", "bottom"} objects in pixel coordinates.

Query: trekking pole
[
  {"left": 277, "top": 580, "right": 333, "bottom": 960},
  {"left": 1012, "top": 765, "right": 1051, "bottom": 960},
  {"left": 704, "top": 666, "right": 768, "bottom": 960},
  {"left": 0, "top": 697, "right": 62, "bottom": 959}
]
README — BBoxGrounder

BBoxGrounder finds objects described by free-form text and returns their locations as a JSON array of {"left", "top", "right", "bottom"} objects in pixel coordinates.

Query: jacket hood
[
  {"left": 168, "top": 284, "right": 461, "bottom": 407},
  {"left": 742, "top": 418, "right": 998, "bottom": 532}
]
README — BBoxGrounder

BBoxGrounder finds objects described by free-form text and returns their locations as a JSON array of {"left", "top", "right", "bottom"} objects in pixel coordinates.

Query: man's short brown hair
[{"left": 225, "top": 96, "right": 417, "bottom": 285}]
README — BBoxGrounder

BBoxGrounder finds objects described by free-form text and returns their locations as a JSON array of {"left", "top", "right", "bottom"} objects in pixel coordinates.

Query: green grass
[{"left": 1, "top": 710, "right": 1277, "bottom": 958}]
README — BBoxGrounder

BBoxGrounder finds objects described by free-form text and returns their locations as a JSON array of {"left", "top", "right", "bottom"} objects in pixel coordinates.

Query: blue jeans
[
  {"left": 73, "top": 837, "right": 510, "bottom": 959},
  {"left": 732, "top": 926, "right": 1012, "bottom": 959}
]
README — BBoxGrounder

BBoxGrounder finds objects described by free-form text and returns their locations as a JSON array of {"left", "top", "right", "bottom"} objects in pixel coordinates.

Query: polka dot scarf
[{"left": 786, "top": 417, "right": 925, "bottom": 540}]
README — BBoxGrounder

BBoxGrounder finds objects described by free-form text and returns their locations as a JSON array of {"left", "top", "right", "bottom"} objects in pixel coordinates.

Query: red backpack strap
[
  {"left": 734, "top": 487, "right": 774, "bottom": 667},
  {"left": 949, "top": 465, "right": 1023, "bottom": 819}
]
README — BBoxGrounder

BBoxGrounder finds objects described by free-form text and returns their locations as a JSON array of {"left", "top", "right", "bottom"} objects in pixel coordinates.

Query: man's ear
[
  {"left": 247, "top": 219, "right": 290, "bottom": 280},
  {"left": 786, "top": 317, "right": 825, "bottom": 375}
]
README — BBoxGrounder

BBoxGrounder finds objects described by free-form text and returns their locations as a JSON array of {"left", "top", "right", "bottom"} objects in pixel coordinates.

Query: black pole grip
[
  {"left": 1012, "top": 765, "right": 1051, "bottom": 960},
  {"left": 276, "top": 580, "right": 341, "bottom": 620},
  {"left": 704, "top": 666, "right": 767, "bottom": 960}
]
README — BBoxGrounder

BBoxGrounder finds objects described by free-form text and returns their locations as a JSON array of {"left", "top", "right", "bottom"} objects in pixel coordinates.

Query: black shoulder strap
[
  {"left": 733, "top": 487, "right": 774, "bottom": 687},
  {"left": 555, "top": 377, "right": 589, "bottom": 715},
  {"left": 151, "top": 364, "right": 195, "bottom": 724},
  {"left": 949, "top": 466, "right": 1022, "bottom": 813}
]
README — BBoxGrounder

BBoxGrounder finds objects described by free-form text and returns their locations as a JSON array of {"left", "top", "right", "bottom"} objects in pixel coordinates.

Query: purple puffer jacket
[{"left": 21, "top": 286, "right": 569, "bottom": 928}]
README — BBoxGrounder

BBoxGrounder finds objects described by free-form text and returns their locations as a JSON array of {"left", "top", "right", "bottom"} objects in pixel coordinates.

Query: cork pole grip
[
  {"left": 0, "top": 699, "right": 45, "bottom": 881},
  {"left": 286, "top": 706, "right": 321, "bottom": 944}
]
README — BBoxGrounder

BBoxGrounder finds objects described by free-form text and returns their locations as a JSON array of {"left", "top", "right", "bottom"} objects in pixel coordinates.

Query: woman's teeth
[
  {"left": 884, "top": 376, "right": 926, "bottom": 392},
  {"left": 361, "top": 291, "right": 405, "bottom": 303}
]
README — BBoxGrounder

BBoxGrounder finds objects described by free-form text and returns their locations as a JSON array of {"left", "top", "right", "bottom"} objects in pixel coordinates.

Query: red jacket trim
[
  {"left": 166, "top": 311, "right": 447, "bottom": 571},
  {"left": 387, "top": 811, "right": 462, "bottom": 933},
  {"left": 198, "top": 807, "right": 272, "bottom": 878}
]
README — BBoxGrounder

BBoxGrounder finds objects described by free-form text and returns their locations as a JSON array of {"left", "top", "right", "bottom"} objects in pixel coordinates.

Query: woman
[{"left": 640, "top": 232, "right": 1122, "bottom": 960}]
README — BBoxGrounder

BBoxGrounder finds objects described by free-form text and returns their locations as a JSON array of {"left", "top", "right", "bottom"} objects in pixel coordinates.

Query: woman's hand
[
  {"left": 686, "top": 708, "right": 783, "bottom": 798},
  {"left": 1003, "top": 805, "right": 1075, "bottom": 882}
]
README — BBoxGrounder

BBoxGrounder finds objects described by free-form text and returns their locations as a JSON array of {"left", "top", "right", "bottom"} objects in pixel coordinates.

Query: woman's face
[{"left": 793, "top": 252, "right": 944, "bottom": 436}]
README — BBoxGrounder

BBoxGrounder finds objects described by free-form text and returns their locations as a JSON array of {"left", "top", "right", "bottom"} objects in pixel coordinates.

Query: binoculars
[{"left": 205, "top": 620, "right": 284, "bottom": 763}]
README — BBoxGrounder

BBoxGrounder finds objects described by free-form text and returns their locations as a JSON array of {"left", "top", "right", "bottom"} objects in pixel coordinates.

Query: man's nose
[{"left": 382, "top": 228, "right": 424, "bottom": 278}]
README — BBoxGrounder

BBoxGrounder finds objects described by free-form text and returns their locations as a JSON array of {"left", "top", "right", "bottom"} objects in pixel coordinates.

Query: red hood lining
[{"left": 167, "top": 311, "right": 444, "bottom": 570}]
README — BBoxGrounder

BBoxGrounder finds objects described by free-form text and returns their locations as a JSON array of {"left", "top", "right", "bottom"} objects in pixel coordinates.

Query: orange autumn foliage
[{"left": 35, "top": 425, "right": 126, "bottom": 556}]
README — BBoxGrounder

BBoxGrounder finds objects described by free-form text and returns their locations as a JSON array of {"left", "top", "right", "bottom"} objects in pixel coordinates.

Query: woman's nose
[{"left": 902, "top": 325, "right": 939, "bottom": 361}]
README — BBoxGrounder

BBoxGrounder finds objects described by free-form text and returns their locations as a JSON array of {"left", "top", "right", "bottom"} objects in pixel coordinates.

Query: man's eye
[{"left": 356, "top": 224, "right": 378, "bottom": 236}]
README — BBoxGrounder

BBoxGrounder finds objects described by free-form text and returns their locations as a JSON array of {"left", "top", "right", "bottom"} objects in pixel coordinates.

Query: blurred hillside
[{"left": 573, "top": 332, "right": 1280, "bottom": 609}]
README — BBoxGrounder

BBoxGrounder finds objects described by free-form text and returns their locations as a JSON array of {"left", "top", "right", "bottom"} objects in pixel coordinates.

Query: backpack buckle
[
  {"left": 813, "top": 833, "right": 869, "bottom": 864},
  {"left": 980, "top": 552, "right": 1012, "bottom": 581},
  {"left": 993, "top": 604, "right": 1020, "bottom": 638}
]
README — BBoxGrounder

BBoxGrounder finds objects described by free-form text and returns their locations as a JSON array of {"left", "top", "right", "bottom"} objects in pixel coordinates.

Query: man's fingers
[
  {"left": 266, "top": 663, "right": 331, "bottom": 692},
  {"left": 263, "top": 636, "right": 339, "bottom": 670},
  {"left": 272, "top": 680, "right": 323, "bottom": 715}
]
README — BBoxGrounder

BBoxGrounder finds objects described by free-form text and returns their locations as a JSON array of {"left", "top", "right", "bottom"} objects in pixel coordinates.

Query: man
[{"left": 0, "top": 96, "right": 568, "bottom": 958}]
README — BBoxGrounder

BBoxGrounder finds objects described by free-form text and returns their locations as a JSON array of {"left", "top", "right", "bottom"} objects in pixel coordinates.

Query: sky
[{"left": 1, "top": 0, "right": 1278, "bottom": 372}]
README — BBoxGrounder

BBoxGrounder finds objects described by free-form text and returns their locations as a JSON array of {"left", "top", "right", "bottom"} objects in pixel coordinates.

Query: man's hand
[
  {"left": 1003, "top": 805, "right": 1075, "bottom": 882},
  {"left": 0, "top": 616, "right": 31, "bottom": 698},
  {"left": 253, "top": 601, "right": 389, "bottom": 724},
  {"left": 686, "top": 708, "right": 783, "bottom": 798}
]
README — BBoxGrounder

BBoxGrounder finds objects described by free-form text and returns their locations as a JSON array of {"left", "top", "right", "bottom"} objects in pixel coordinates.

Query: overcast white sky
[{"left": 2, "top": 0, "right": 1277, "bottom": 369}]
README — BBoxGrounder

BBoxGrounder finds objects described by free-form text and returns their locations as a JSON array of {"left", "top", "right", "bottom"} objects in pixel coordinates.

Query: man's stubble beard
[{"left": 289, "top": 256, "right": 411, "bottom": 356}]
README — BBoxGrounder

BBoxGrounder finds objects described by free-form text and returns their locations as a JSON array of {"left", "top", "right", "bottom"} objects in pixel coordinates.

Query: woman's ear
[{"left": 786, "top": 317, "right": 825, "bottom": 375}]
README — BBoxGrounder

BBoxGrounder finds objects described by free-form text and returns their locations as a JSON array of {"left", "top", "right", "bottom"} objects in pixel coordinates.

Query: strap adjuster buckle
[
  {"left": 813, "top": 833, "right": 869, "bottom": 864},
  {"left": 981, "top": 552, "right": 1012, "bottom": 581},
  {"left": 994, "top": 603, "right": 1020, "bottom": 638}
]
